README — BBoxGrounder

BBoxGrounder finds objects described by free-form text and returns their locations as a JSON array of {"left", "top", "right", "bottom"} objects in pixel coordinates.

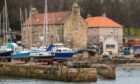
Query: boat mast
[
  {"left": 44, "top": 0, "right": 48, "bottom": 45},
  {"left": 29, "top": 2, "right": 33, "bottom": 47},
  {"left": 52, "top": 5, "right": 55, "bottom": 43},
  {"left": 0, "top": 13, "right": 1, "bottom": 37},
  {"left": 2, "top": 7, "right": 5, "bottom": 43},
  {"left": 24, "top": 8, "right": 28, "bottom": 46},
  {"left": 20, "top": 8, "right": 24, "bottom": 44},
  {"left": 4, "top": 0, "right": 8, "bottom": 43},
  {"left": 0, "top": 13, "right": 1, "bottom": 43},
  {"left": 2, "top": 0, "right": 11, "bottom": 43},
  {"left": 20, "top": 8, "right": 23, "bottom": 32}
]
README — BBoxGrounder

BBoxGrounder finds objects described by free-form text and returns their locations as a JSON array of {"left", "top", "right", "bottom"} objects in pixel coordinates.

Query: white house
[
  {"left": 103, "top": 37, "right": 119, "bottom": 54},
  {"left": 86, "top": 16, "right": 123, "bottom": 45}
]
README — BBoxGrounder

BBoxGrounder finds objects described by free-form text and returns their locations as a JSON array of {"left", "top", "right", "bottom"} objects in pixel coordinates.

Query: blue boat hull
[
  {"left": 0, "top": 51, "right": 13, "bottom": 56},
  {"left": 12, "top": 53, "right": 30, "bottom": 59},
  {"left": 54, "top": 53, "right": 74, "bottom": 59}
]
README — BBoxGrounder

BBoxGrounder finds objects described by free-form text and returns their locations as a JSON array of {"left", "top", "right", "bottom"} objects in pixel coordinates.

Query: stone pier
[
  {"left": 0, "top": 63, "right": 97, "bottom": 82},
  {"left": 96, "top": 65, "right": 116, "bottom": 79}
]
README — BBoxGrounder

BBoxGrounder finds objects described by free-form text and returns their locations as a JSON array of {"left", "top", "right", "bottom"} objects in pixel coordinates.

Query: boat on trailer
[
  {"left": 30, "top": 47, "right": 52, "bottom": 58},
  {"left": 47, "top": 43, "right": 74, "bottom": 59},
  {"left": 11, "top": 47, "right": 30, "bottom": 59},
  {"left": 0, "top": 46, "right": 13, "bottom": 56}
]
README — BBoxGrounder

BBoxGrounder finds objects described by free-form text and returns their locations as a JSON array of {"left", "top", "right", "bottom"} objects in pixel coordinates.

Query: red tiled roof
[
  {"left": 85, "top": 16, "right": 123, "bottom": 28},
  {"left": 25, "top": 11, "right": 70, "bottom": 26}
]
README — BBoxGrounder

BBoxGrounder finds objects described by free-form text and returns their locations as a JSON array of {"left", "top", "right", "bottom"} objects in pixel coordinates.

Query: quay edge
[{"left": 0, "top": 63, "right": 97, "bottom": 82}]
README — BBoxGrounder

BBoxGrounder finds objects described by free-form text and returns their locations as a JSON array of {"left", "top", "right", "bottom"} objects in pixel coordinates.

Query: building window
[
  {"left": 75, "top": 25, "right": 78, "bottom": 32},
  {"left": 67, "top": 34, "right": 72, "bottom": 41},
  {"left": 39, "top": 34, "right": 44, "bottom": 42},
  {"left": 110, "top": 29, "right": 114, "bottom": 35},
  {"left": 114, "top": 28, "right": 117, "bottom": 33},
  {"left": 56, "top": 34, "right": 60, "bottom": 42},
  {"left": 34, "top": 35, "right": 37, "bottom": 42},
  {"left": 106, "top": 44, "right": 115, "bottom": 49}
]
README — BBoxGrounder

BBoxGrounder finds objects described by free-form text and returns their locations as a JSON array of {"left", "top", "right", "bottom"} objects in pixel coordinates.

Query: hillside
[{"left": 0, "top": 0, "right": 140, "bottom": 32}]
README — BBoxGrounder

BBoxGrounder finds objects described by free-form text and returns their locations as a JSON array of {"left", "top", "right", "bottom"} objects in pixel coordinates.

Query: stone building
[
  {"left": 22, "top": 3, "right": 87, "bottom": 48},
  {"left": 64, "top": 3, "right": 88, "bottom": 48},
  {"left": 22, "top": 7, "right": 70, "bottom": 47},
  {"left": 86, "top": 16, "right": 123, "bottom": 45}
]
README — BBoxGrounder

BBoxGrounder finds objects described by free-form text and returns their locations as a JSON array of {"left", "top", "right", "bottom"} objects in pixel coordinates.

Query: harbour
[
  {"left": 0, "top": 63, "right": 116, "bottom": 82},
  {"left": 1, "top": 0, "right": 140, "bottom": 83},
  {"left": 0, "top": 66, "right": 139, "bottom": 84}
]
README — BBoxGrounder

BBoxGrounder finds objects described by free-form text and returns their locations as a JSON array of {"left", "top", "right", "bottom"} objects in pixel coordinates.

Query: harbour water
[{"left": 0, "top": 67, "right": 140, "bottom": 84}]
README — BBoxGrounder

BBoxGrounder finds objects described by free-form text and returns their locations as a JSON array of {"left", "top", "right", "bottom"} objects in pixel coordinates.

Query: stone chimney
[
  {"left": 102, "top": 12, "right": 107, "bottom": 17},
  {"left": 30, "top": 7, "right": 38, "bottom": 16},
  {"left": 87, "top": 13, "right": 91, "bottom": 18},
  {"left": 72, "top": 2, "right": 80, "bottom": 15}
]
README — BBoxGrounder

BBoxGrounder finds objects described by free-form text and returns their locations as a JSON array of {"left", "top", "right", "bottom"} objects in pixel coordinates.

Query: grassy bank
[{"left": 124, "top": 28, "right": 140, "bottom": 36}]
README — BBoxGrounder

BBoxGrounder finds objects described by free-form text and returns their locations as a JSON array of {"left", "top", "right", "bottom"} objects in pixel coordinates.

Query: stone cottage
[
  {"left": 22, "top": 3, "right": 87, "bottom": 48},
  {"left": 64, "top": 3, "right": 88, "bottom": 48},
  {"left": 22, "top": 9, "right": 70, "bottom": 47},
  {"left": 86, "top": 15, "right": 123, "bottom": 45}
]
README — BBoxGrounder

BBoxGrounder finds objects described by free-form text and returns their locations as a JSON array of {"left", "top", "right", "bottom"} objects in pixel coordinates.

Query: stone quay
[{"left": 0, "top": 63, "right": 116, "bottom": 82}]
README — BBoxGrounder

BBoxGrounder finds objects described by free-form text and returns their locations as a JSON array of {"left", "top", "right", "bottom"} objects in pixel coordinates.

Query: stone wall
[
  {"left": 22, "top": 3, "right": 88, "bottom": 48},
  {"left": 88, "top": 28, "right": 123, "bottom": 45},
  {"left": 97, "top": 66, "right": 116, "bottom": 79},
  {"left": 22, "top": 24, "right": 64, "bottom": 47},
  {"left": 0, "top": 63, "right": 97, "bottom": 82},
  {"left": 64, "top": 3, "right": 88, "bottom": 48}
]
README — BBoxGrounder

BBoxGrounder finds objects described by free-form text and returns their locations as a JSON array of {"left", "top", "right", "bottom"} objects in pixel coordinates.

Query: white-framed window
[
  {"left": 106, "top": 44, "right": 115, "bottom": 49},
  {"left": 110, "top": 29, "right": 114, "bottom": 35},
  {"left": 39, "top": 34, "right": 44, "bottom": 41}
]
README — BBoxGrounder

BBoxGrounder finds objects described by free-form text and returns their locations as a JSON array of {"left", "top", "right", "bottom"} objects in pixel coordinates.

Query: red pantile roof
[
  {"left": 85, "top": 16, "right": 123, "bottom": 28},
  {"left": 25, "top": 11, "right": 70, "bottom": 26}
]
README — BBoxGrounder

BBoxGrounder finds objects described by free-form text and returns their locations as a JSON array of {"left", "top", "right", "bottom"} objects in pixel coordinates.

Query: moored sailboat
[
  {"left": 11, "top": 47, "right": 30, "bottom": 59},
  {"left": 0, "top": 46, "right": 13, "bottom": 56},
  {"left": 47, "top": 43, "right": 74, "bottom": 59},
  {"left": 0, "top": 0, "right": 13, "bottom": 57}
]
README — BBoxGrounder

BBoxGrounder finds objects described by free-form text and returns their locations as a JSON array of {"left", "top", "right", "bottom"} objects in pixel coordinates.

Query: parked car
[
  {"left": 87, "top": 44, "right": 99, "bottom": 52},
  {"left": 69, "top": 61, "right": 91, "bottom": 68},
  {"left": 102, "top": 52, "right": 110, "bottom": 59},
  {"left": 87, "top": 44, "right": 98, "bottom": 49},
  {"left": 123, "top": 47, "right": 130, "bottom": 55},
  {"left": 134, "top": 45, "right": 140, "bottom": 57},
  {"left": 73, "top": 48, "right": 85, "bottom": 54}
]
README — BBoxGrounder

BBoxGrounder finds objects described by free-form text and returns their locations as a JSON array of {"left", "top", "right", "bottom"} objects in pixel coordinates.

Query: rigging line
[{"left": 44, "top": 0, "right": 48, "bottom": 45}]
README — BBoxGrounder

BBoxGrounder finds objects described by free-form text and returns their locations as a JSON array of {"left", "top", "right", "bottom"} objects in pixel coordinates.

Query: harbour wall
[
  {"left": 97, "top": 66, "right": 116, "bottom": 79},
  {"left": 91, "top": 64, "right": 116, "bottom": 79},
  {"left": 0, "top": 63, "right": 97, "bottom": 82}
]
